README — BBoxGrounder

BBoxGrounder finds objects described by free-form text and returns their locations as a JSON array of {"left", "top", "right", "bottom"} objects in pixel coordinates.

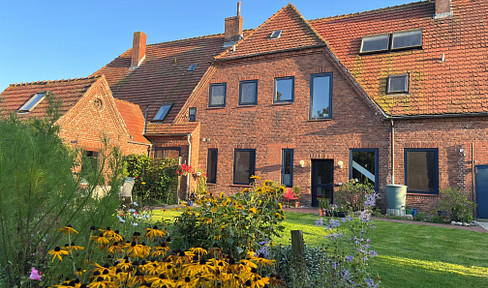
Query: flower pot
[{"left": 295, "top": 201, "right": 300, "bottom": 208}]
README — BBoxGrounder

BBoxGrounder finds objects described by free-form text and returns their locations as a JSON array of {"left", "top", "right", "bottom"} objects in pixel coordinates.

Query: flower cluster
[
  {"left": 45, "top": 225, "right": 280, "bottom": 287},
  {"left": 176, "top": 164, "right": 193, "bottom": 176}
]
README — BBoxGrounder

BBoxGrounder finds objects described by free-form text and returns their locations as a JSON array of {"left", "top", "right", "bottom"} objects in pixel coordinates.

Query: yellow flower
[
  {"left": 48, "top": 246, "right": 69, "bottom": 261},
  {"left": 145, "top": 226, "right": 166, "bottom": 239},
  {"left": 141, "top": 182, "right": 146, "bottom": 185},
  {"left": 249, "top": 207, "right": 258, "bottom": 214},
  {"left": 57, "top": 224, "right": 78, "bottom": 235},
  {"left": 189, "top": 247, "right": 207, "bottom": 256},
  {"left": 250, "top": 175, "right": 261, "bottom": 180},
  {"left": 62, "top": 242, "right": 84, "bottom": 252}
]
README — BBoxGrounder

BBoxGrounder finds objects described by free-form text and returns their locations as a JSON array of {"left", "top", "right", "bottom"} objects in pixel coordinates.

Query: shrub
[
  {"left": 172, "top": 178, "right": 286, "bottom": 259},
  {"left": 438, "top": 187, "right": 476, "bottom": 223},
  {"left": 414, "top": 212, "right": 427, "bottom": 222},
  {"left": 0, "top": 115, "right": 123, "bottom": 287},
  {"left": 124, "top": 154, "right": 178, "bottom": 205},
  {"left": 335, "top": 179, "right": 377, "bottom": 211}
]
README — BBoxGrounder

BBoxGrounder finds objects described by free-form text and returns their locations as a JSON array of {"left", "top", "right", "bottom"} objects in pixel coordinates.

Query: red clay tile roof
[
  {"left": 0, "top": 76, "right": 100, "bottom": 119},
  {"left": 145, "top": 122, "right": 199, "bottom": 136},
  {"left": 309, "top": 0, "right": 488, "bottom": 117},
  {"left": 113, "top": 99, "right": 150, "bottom": 144},
  {"left": 216, "top": 4, "right": 325, "bottom": 60},
  {"left": 92, "top": 34, "right": 230, "bottom": 124}
]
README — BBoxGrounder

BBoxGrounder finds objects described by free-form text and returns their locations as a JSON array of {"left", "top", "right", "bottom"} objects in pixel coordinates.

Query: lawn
[{"left": 150, "top": 209, "right": 488, "bottom": 287}]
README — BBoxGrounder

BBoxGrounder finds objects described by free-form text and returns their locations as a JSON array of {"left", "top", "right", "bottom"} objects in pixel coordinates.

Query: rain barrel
[{"left": 385, "top": 184, "right": 407, "bottom": 215}]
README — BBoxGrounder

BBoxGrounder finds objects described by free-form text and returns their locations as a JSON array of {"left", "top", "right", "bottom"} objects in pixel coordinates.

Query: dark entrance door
[
  {"left": 476, "top": 165, "right": 488, "bottom": 219},
  {"left": 311, "top": 160, "right": 334, "bottom": 207}
]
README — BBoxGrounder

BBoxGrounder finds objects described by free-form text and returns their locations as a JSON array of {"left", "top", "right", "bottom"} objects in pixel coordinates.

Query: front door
[
  {"left": 476, "top": 165, "right": 488, "bottom": 219},
  {"left": 311, "top": 160, "right": 334, "bottom": 207}
]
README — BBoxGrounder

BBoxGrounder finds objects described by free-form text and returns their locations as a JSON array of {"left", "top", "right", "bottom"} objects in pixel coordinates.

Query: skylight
[
  {"left": 391, "top": 30, "right": 422, "bottom": 50},
  {"left": 360, "top": 34, "right": 390, "bottom": 54},
  {"left": 270, "top": 30, "right": 282, "bottom": 39},
  {"left": 387, "top": 74, "right": 409, "bottom": 94},
  {"left": 153, "top": 103, "right": 173, "bottom": 121},
  {"left": 18, "top": 93, "right": 45, "bottom": 113},
  {"left": 187, "top": 64, "right": 198, "bottom": 72}
]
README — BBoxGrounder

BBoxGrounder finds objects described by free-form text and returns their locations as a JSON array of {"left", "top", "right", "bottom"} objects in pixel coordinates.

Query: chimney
[
  {"left": 224, "top": 2, "right": 243, "bottom": 44},
  {"left": 131, "top": 31, "right": 147, "bottom": 68},
  {"left": 434, "top": 0, "right": 452, "bottom": 19}
]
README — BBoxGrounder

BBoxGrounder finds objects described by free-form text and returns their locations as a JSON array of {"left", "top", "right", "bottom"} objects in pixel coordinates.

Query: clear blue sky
[{"left": 0, "top": 0, "right": 417, "bottom": 92}]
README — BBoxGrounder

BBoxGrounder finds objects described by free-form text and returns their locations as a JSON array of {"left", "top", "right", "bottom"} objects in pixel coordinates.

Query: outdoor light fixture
[
  {"left": 337, "top": 160, "right": 344, "bottom": 169},
  {"left": 299, "top": 160, "right": 305, "bottom": 167}
]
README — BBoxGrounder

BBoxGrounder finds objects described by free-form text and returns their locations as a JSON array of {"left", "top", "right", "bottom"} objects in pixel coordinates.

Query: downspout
[
  {"left": 390, "top": 119, "right": 395, "bottom": 184},
  {"left": 186, "top": 133, "right": 192, "bottom": 201},
  {"left": 143, "top": 106, "right": 149, "bottom": 134}
]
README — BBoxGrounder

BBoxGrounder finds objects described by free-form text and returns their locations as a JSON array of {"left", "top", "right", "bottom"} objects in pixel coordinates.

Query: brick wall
[{"left": 185, "top": 48, "right": 390, "bottom": 206}]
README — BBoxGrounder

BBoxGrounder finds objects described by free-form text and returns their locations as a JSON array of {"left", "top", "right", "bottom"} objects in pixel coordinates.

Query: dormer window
[
  {"left": 187, "top": 64, "right": 198, "bottom": 72},
  {"left": 391, "top": 30, "right": 422, "bottom": 50},
  {"left": 269, "top": 30, "right": 282, "bottom": 39},
  {"left": 153, "top": 103, "right": 173, "bottom": 121},
  {"left": 18, "top": 92, "right": 45, "bottom": 113},
  {"left": 387, "top": 74, "right": 409, "bottom": 94},
  {"left": 360, "top": 34, "right": 389, "bottom": 54}
]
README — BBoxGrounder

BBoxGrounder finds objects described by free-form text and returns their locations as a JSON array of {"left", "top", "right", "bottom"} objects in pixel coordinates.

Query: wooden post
[{"left": 291, "top": 230, "right": 305, "bottom": 272}]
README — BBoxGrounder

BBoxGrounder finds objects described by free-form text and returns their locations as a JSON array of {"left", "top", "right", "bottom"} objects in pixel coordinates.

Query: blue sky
[{"left": 0, "top": 0, "right": 416, "bottom": 92}]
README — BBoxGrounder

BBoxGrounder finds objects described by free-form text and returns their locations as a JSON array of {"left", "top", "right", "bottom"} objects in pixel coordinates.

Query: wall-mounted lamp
[
  {"left": 337, "top": 160, "right": 344, "bottom": 169},
  {"left": 299, "top": 160, "right": 306, "bottom": 168}
]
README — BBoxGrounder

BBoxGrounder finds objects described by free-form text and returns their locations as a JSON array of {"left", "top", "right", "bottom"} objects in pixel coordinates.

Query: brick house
[
  {"left": 2, "top": 0, "right": 488, "bottom": 216},
  {"left": 0, "top": 75, "right": 150, "bottom": 160}
]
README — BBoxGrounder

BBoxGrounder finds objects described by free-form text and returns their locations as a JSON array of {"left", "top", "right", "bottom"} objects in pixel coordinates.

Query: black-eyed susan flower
[
  {"left": 145, "top": 225, "right": 166, "bottom": 240},
  {"left": 91, "top": 234, "right": 110, "bottom": 246},
  {"left": 63, "top": 242, "right": 84, "bottom": 252},
  {"left": 58, "top": 224, "right": 78, "bottom": 235},
  {"left": 48, "top": 246, "right": 69, "bottom": 261},
  {"left": 189, "top": 247, "right": 207, "bottom": 257}
]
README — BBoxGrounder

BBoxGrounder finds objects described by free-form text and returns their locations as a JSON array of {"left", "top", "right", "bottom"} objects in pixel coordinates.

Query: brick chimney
[
  {"left": 434, "top": 0, "right": 452, "bottom": 19},
  {"left": 224, "top": 2, "right": 243, "bottom": 44},
  {"left": 131, "top": 31, "right": 147, "bottom": 68}
]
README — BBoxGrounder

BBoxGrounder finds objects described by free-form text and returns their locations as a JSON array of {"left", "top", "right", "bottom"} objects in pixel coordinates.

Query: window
[
  {"left": 391, "top": 30, "right": 422, "bottom": 50},
  {"left": 360, "top": 30, "right": 422, "bottom": 54},
  {"left": 281, "top": 149, "right": 293, "bottom": 187},
  {"left": 310, "top": 73, "right": 333, "bottom": 120},
  {"left": 405, "top": 149, "right": 438, "bottom": 194},
  {"left": 154, "top": 148, "right": 180, "bottom": 160},
  {"left": 233, "top": 149, "right": 255, "bottom": 185},
  {"left": 207, "top": 149, "right": 218, "bottom": 183},
  {"left": 274, "top": 77, "right": 294, "bottom": 103},
  {"left": 187, "top": 64, "right": 198, "bottom": 71},
  {"left": 189, "top": 107, "right": 196, "bottom": 122},
  {"left": 81, "top": 150, "right": 99, "bottom": 175},
  {"left": 270, "top": 30, "right": 282, "bottom": 39},
  {"left": 350, "top": 149, "right": 378, "bottom": 190},
  {"left": 18, "top": 93, "right": 45, "bottom": 113},
  {"left": 239, "top": 80, "right": 258, "bottom": 105},
  {"left": 360, "top": 34, "right": 390, "bottom": 54},
  {"left": 209, "top": 83, "right": 226, "bottom": 107},
  {"left": 387, "top": 74, "right": 409, "bottom": 94},
  {"left": 153, "top": 104, "right": 173, "bottom": 121}
]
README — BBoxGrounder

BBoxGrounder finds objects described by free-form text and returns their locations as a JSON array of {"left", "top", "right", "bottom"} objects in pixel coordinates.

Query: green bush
[
  {"left": 124, "top": 154, "right": 178, "bottom": 205},
  {"left": 172, "top": 179, "right": 286, "bottom": 259},
  {"left": 438, "top": 187, "right": 476, "bottom": 223},
  {"left": 0, "top": 115, "right": 123, "bottom": 287},
  {"left": 335, "top": 179, "right": 376, "bottom": 211}
]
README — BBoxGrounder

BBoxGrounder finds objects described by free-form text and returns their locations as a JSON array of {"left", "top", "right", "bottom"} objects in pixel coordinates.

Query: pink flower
[{"left": 29, "top": 267, "right": 42, "bottom": 281}]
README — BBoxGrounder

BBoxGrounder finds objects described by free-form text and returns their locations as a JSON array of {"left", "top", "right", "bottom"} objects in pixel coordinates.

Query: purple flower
[
  {"left": 29, "top": 267, "right": 42, "bottom": 281},
  {"left": 315, "top": 218, "right": 324, "bottom": 226},
  {"left": 346, "top": 256, "right": 353, "bottom": 262},
  {"left": 365, "top": 278, "right": 379, "bottom": 288},
  {"left": 369, "top": 250, "right": 378, "bottom": 257}
]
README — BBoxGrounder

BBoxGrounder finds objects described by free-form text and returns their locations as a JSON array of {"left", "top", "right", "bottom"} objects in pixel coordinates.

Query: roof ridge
[
  {"left": 9, "top": 75, "right": 100, "bottom": 87},
  {"left": 309, "top": 0, "right": 430, "bottom": 23},
  {"left": 144, "top": 29, "right": 252, "bottom": 47},
  {"left": 287, "top": 3, "right": 327, "bottom": 45}
]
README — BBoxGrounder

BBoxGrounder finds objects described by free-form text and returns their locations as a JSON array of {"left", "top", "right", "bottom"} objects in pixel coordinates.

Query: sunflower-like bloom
[
  {"left": 249, "top": 207, "right": 259, "bottom": 214},
  {"left": 151, "top": 246, "right": 169, "bottom": 258},
  {"left": 145, "top": 226, "right": 166, "bottom": 240},
  {"left": 88, "top": 276, "right": 111, "bottom": 288},
  {"left": 251, "top": 253, "right": 275, "bottom": 266},
  {"left": 146, "top": 273, "right": 173, "bottom": 288},
  {"left": 48, "top": 246, "right": 69, "bottom": 261},
  {"left": 91, "top": 234, "right": 110, "bottom": 247},
  {"left": 116, "top": 257, "right": 132, "bottom": 272},
  {"left": 58, "top": 224, "right": 78, "bottom": 235},
  {"left": 107, "top": 242, "right": 122, "bottom": 254},
  {"left": 189, "top": 247, "right": 207, "bottom": 257},
  {"left": 100, "top": 227, "right": 124, "bottom": 243},
  {"left": 127, "top": 242, "right": 146, "bottom": 258},
  {"left": 63, "top": 242, "right": 84, "bottom": 252}
]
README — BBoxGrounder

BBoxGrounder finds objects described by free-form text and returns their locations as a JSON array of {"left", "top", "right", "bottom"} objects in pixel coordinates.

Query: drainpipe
[
  {"left": 186, "top": 133, "right": 192, "bottom": 201},
  {"left": 390, "top": 119, "right": 395, "bottom": 184},
  {"left": 143, "top": 106, "right": 149, "bottom": 134}
]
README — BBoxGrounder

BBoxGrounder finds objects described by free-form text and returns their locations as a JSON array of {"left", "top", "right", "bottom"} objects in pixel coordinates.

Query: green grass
[{"left": 150, "top": 209, "right": 488, "bottom": 287}]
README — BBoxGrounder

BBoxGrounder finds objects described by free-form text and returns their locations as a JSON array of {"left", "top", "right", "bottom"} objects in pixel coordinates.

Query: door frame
[
  {"left": 475, "top": 165, "right": 488, "bottom": 219},
  {"left": 311, "top": 159, "right": 334, "bottom": 207}
]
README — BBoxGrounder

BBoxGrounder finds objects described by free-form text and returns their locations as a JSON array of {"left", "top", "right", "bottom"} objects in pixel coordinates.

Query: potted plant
[
  {"left": 292, "top": 185, "right": 301, "bottom": 208},
  {"left": 318, "top": 198, "right": 330, "bottom": 216}
]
